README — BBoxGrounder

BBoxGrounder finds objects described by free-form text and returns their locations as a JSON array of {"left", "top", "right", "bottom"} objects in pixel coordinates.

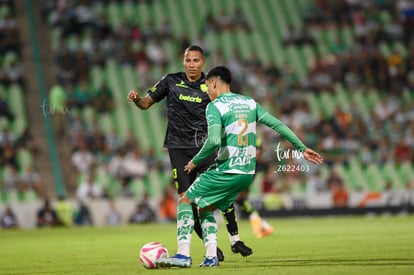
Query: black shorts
[{"left": 168, "top": 148, "right": 216, "bottom": 194}]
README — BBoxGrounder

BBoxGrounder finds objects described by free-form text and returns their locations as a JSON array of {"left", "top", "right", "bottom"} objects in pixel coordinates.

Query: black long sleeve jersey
[{"left": 147, "top": 72, "right": 210, "bottom": 149}]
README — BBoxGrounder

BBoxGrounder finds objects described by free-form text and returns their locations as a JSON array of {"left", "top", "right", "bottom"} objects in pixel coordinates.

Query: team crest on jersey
[{"left": 200, "top": 84, "right": 207, "bottom": 93}]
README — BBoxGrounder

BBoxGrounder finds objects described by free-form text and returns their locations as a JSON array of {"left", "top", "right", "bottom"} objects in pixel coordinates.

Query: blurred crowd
[
  {"left": 1, "top": 0, "right": 43, "bottom": 202},
  {"left": 21, "top": 0, "right": 414, "bottom": 207},
  {"left": 39, "top": 0, "right": 414, "bottom": 203},
  {"left": 1, "top": 0, "right": 414, "bottom": 228}
]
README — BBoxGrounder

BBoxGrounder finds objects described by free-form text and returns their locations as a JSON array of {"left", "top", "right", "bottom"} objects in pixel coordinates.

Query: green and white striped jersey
[
  {"left": 207, "top": 93, "right": 258, "bottom": 174},
  {"left": 192, "top": 92, "right": 307, "bottom": 175}
]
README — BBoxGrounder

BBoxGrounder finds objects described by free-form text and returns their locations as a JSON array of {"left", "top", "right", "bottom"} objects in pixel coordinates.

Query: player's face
[{"left": 183, "top": 50, "right": 205, "bottom": 82}]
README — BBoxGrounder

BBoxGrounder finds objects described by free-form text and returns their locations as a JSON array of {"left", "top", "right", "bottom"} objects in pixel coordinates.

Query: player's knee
[
  {"left": 178, "top": 194, "right": 192, "bottom": 204},
  {"left": 200, "top": 205, "right": 216, "bottom": 212}
]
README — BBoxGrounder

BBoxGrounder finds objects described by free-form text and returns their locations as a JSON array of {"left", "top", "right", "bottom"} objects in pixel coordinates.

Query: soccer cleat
[
  {"left": 217, "top": 247, "right": 225, "bottom": 262},
  {"left": 155, "top": 253, "right": 192, "bottom": 268},
  {"left": 199, "top": 256, "right": 219, "bottom": 267},
  {"left": 257, "top": 225, "right": 274, "bottom": 238},
  {"left": 231, "top": 241, "right": 253, "bottom": 257},
  {"left": 250, "top": 216, "right": 263, "bottom": 236}
]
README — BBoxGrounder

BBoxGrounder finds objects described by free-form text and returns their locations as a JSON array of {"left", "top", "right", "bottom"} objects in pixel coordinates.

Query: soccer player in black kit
[{"left": 127, "top": 45, "right": 252, "bottom": 260}]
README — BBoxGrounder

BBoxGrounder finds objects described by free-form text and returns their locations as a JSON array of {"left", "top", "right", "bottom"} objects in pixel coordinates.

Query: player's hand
[
  {"left": 303, "top": 148, "right": 323, "bottom": 165},
  {"left": 184, "top": 161, "right": 197, "bottom": 174},
  {"left": 127, "top": 90, "right": 140, "bottom": 102}
]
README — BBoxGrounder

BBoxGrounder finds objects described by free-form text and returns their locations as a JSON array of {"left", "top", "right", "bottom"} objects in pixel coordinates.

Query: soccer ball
[{"left": 139, "top": 242, "right": 169, "bottom": 269}]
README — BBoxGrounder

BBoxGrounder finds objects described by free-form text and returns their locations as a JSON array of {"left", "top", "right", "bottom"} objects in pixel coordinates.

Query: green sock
[
  {"left": 177, "top": 203, "right": 194, "bottom": 256},
  {"left": 199, "top": 211, "right": 217, "bottom": 257}
]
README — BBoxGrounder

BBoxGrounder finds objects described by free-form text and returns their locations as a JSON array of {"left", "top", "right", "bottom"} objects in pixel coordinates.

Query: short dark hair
[
  {"left": 184, "top": 45, "right": 204, "bottom": 56},
  {"left": 206, "top": 65, "right": 232, "bottom": 84}
]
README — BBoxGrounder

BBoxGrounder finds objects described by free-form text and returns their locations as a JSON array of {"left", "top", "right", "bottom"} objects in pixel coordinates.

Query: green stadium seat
[
  {"left": 8, "top": 84, "right": 27, "bottom": 137},
  {"left": 90, "top": 66, "right": 104, "bottom": 90},
  {"left": 142, "top": 169, "right": 165, "bottom": 199},
  {"left": 379, "top": 41, "right": 391, "bottom": 57},
  {"left": 319, "top": 93, "right": 337, "bottom": 117},
  {"left": 348, "top": 157, "right": 368, "bottom": 191},
  {"left": 306, "top": 93, "right": 322, "bottom": 119},
  {"left": 335, "top": 164, "right": 358, "bottom": 191},
  {"left": 381, "top": 162, "right": 403, "bottom": 190},
  {"left": 340, "top": 26, "right": 355, "bottom": 48},
  {"left": 334, "top": 84, "right": 351, "bottom": 110},
  {"left": 393, "top": 41, "right": 408, "bottom": 58},
  {"left": 352, "top": 91, "right": 370, "bottom": 118},
  {"left": 17, "top": 149, "right": 33, "bottom": 170},
  {"left": 397, "top": 162, "right": 414, "bottom": 188},
  {"left": 130, "top": 178, "right": 145, "bottom": 199},
  {"left": 97, "top": 113, "right": 114, "bottom": 135},
  {"left": 106, "top": 3, "right": 122, "bottom": 30},
  {"left": 164, "top": 0, "right": 184, "bottom": 37},
  {"left": 364, "top": 164, "right": 385, "bottom": 192}
]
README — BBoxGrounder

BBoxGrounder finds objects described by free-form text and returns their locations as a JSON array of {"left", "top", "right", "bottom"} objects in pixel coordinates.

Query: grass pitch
[{"left": 0, "top": 215, "right": 413, "bottom": 274}]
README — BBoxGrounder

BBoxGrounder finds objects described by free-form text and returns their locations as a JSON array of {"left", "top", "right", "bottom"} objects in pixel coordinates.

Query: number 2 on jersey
[{"left": 237, "top": 119, "right": 248, "bottom": 146}]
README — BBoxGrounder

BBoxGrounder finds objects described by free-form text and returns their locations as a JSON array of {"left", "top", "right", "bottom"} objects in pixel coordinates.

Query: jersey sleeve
[
  {"left": 256, "top": 103, "right": 307, "bottom": 152},
  {"left": 146, "top": 75, "right": 169, "bottom": 102},
  {"left": 192, "top": 103, "right": 221, "bottom": 165}
]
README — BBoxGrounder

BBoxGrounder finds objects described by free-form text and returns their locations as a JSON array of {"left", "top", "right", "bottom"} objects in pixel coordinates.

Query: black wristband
[{"left": 133, "top": 97, "right": 141, "bottom": 104}]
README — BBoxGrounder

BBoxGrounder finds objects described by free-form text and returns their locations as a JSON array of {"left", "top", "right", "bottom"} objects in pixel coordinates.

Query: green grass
[{"left": 1, "top": 216, "right": 414, "bottom": 274}]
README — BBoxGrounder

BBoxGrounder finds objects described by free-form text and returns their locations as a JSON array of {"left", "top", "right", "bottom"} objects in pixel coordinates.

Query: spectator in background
[
  {"left": 2, "top": 164, "right": 22, "bottom": 196},
  {"left": 0, "top": 94, "right": 14, "bottom": 121},
  {"left": 3, "top": 59, "right": 24, "bottom": 87},
  {"left": 0, "top": 140, "right": 17, "bottom": 169},
  {"left": 159, "top": 18, "right": 173, "bottom": 40},
  {"left": 56, "top": 57, "right": 77, "bottom": 86},
  {"left": 74, "top": 202, "right": 93, "bottom": 226},
  {"left": 327, "top": 170, "right": 349, "bottom": 207},
  {"left": 129, "top": 194, "right": 156, "bottom": 224},
  {"left": 121, "top": 146, "right": 147, "bottom": 196},
  {"left": 71, "top": 140, "right": 95, "bottom": 176},
  {"left": 19, "top": 165, "right": 44, "bottom": 198},
  {"left": 76, "top": 172, "right": 103, "bottom": 203},
  {"left": 92, "top": 83, "right": 114, "bottom": 113},
  {"left": 105, "top": 129, "right": 122, "bottom": 154},
  {"left": 307, "top": 170, "right": 327, "bottom": 194},
  {"left": 73, "top": 78, "right": 92, "bottom": 110},
  {"left": 106, "top": 201, "right": 121, "bottom": 226},
  {"left": 394, "top": 139, "right": 412, "bottom": 164},
  {"left": 0, "top": 126, "right": 15, "bottom": 146},
  {"left": 0, "top": 206, "right": 18, "bottom": 229},
  {"left": 55, "top": 195, "right": 73, "bottom": 227},
  {"left": 283, "top": 24, "right": 300, "bottom": 46},
  {"left": 158, "top": 184, "right": 176, "bottom": 223},
  {"left": 37, "top": 198, "right": 61, "bottom": 227},
  {"left": 231, "top": 7, "right": 251, "bottom": 32},
  {"left": 15, "top": 128, "right": 40, "bottom": 154}
]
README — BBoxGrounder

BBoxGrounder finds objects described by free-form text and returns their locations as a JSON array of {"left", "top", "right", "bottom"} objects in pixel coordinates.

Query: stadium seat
[
  {"left": 8, "top": 84, "right": 27, "bottom": 137},
  {"left": 348, "top": 157, "right": 368, "bottom": 191},
  {"left": 397, "top": 162, "right": 414, "bottom": 189},
  {"left": 381, "top": 162, "right": 403, "bottom": 190},
  {"left": 364, "top": 164, "right": 385, "bottom": 192}
]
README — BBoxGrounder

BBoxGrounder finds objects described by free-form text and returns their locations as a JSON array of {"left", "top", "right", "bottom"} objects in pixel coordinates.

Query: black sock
[
  {"left": 192, "top": 204, "right": 203, "bottom": 240},
  {"left": 221, "top": 203, "right": 238, "bottom": 236}
]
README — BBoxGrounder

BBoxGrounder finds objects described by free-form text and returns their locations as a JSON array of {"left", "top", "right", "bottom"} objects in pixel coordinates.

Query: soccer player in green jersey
[{"left": 155, "top": 65, "right": 323, "bottom": 268}]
